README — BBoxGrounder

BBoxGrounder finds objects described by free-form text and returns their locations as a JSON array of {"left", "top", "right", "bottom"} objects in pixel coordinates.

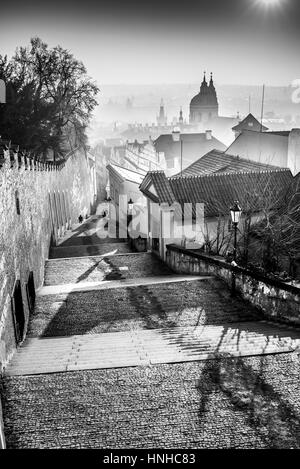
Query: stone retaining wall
[
  {"left": 0, "top": 144, "right": 95, "bottom": 369},
  {"left": 166, "top": 244, "right": 300, "bottom": 327},
  {"left": 0, "top": 396, "right": 5, "bottom": 448}
]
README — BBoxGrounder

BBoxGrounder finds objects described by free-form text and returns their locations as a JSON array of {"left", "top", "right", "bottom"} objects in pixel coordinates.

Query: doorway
[{"left": 11, "top": 280, "right": 25, "bottom": 344}]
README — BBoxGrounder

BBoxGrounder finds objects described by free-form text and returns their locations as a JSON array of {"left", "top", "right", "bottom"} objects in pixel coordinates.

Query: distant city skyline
[{"left": 1, "top": 0, "right": 299, "bottom": 87}]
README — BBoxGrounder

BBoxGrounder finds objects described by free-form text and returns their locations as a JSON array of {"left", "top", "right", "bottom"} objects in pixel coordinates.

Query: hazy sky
[{"left": 1, "top": 0, "right": 299, "bottom": 86}]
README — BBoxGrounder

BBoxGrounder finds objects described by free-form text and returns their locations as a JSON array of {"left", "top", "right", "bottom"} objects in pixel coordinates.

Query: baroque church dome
[
  {"left": 190, "top": 73, "right": 218, "bottom": 108},
  {"left": 189, "top": 72, "right": 219, "bottom": 124}
]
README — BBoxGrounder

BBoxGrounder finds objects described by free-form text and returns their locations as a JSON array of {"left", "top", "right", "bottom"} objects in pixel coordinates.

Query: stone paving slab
[
  {"left": 5, "top": 322, "right": 299, "bottom": 376},
  {"left": 49, "top": 243, "right": 132, "bottom": 259}
]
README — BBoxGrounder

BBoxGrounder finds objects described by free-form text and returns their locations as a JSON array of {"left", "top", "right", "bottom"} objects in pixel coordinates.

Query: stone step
[
  {"left": 5, "top": 323, "right": 299, "bottom": 376},
  {"left": 17, "top": 333, "right": 294, "bottom": 357},
  {"left": 49, "top": 243, "right": 131, "bottom": 259},
  {"left": 28, "top": 277, "right": 262, "bottom": 338},
  {"left": 38, "top": 275, "right": 213, "bottom": 297},
  {"left": 44, "top": 252, "right": 173, "bottom": 286}
]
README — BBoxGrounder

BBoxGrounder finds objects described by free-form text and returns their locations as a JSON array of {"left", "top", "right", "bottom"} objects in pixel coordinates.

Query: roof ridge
[
  {"left": 146, "top": 169, "right": 166, "bottom": 174},
  {"left": 109, "top": 162, "right": 146, "bottom": 176},
  {"left": 169, "top": 167, "right": 291, "bottom": 181},
  {"left": 225, "top": 152, "right": 282, "bottom": 167}
]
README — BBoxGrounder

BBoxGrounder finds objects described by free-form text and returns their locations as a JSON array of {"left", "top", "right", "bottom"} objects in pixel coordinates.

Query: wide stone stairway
[
  {"left": 2, "top": 215, "right": 300, "bottom": 448},
  {"left": 5, "top": 215, "right": 300, "bottom": 375}
]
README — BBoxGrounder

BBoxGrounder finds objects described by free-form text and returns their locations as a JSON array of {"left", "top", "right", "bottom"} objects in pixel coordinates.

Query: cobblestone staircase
[
  {"left": 5, "top": 216, "right": 300, "bottom": 375},
  {"left": 3, "top": 215, "right": 300, "bottom": 449}
]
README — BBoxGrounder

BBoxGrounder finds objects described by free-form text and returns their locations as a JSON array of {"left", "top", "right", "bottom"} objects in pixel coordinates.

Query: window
[{"left": 15, "top": 190, "right": 20, "bottom": 215}]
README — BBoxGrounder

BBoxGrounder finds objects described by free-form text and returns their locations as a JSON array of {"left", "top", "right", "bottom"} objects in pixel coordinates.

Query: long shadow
[
  {"left": 58, "top": 216, "right": 101, "bottom": 247},
  {"left": 75, "top": 258, "right": 103, "bottom": 283},
  {"left": 74, "top": 256, "right": 124, "bottom": 283},
  {"left": 194, "top": 329, "right": 300, "bottom": 448},
  {"left": 27, "top": 254, "right": 300, "bottom": 449},
  {"left": 74, "top": 252, "right": 173, "bottom": 285},
  {"left": 114, "top": 282, "right": 300, "bottom": 448},
  {"left": 30, "top": 277, "right": 266, "bottom": 338},
  {"left": 125, "top": 285, "right": 179, "bottom": 330},
  {"left": 56, "top": 216, "right": 127, "bottom": 248}
]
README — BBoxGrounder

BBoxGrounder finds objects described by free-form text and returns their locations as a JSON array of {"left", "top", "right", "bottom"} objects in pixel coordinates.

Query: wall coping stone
[
  {"left": 0, "top": 140, "right": 81, "bottom": 172},
  {"left": 166, "top": 244, "right": 300, "bottom": 296}
]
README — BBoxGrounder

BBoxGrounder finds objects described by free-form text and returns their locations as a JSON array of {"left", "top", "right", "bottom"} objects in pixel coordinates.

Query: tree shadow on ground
[
  {"left": 57, "top": 216, "right": 127, "bottom": 248},
  {"left": 31, "top": 277, "right": 272, "bottom": 337},
  {"left": 74, "top": 257, "right": 124, "bottom": 283},
  {"left": 195, "top": 346, "right": 300, "bottom": 448}
]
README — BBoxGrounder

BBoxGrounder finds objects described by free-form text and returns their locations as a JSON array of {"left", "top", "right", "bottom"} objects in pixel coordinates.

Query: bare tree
[
  {"left": 239, "top": 173, "right": 300, "bottom": 277},
  {"left": 0, "top": 37, "right": 99, "bottom": 160},
  {"left": 197, "top": 171, "right": 299, "bottom": 278}
]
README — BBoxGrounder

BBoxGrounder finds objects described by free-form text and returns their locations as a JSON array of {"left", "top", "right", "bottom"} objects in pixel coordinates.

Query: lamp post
[
  {"left": 128, "top": 198, "right": 134, "bottom": 244},
  {"left": 106, "top": 196, "right": 111, "bottom": 219},
  {"left": 230, "top": 201, "right": 242, "bottom": 295}
]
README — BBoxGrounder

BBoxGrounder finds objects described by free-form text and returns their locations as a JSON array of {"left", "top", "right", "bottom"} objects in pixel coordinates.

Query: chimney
[
  {"left": 172, "top": 127, "right": 181, "bottom": 142},
  {"left": 287, "top": 129, "right": 300, "bottom": 176},
  {"left": 206, "top": 130, "right": 212, "bottom": 140}
]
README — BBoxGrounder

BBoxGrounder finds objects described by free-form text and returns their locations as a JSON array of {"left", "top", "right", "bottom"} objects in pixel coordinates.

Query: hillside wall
[{"left": 0, "top": 144, "right": 96, "bottom": 369}]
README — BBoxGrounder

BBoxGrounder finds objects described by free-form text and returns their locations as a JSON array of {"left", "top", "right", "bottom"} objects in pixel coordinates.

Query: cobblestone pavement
[
  {"left": 44, "top": 253, "right": 173, "bottom": 285},
  {"left": 2, "top": 354, "right": 300, "bottom": 448},
  {"left": 28, "top": 279, "right": 260, "bottom": 337},
  {"left": 55, "top": 216, "right": 126, "bottom": 248}
]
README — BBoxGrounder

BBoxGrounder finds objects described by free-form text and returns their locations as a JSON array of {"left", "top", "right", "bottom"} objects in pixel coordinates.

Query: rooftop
[
  {"left": 107, "top": 163, "right": 146, "bottom": 185},
  {"left": 140, "top": 168, "right": 293, "bottom": 218},
  {"left": 154, "top": 132, "right": 226, "bottom": 164},
  {"left": 225, "top": 130, "right": 291, "bottom": 167},
  {"left": 232, "top": 113, "right": 268, "bottom": 132},
  {"left": 173, "top": 150, "right": 284, "bottom": 178}
]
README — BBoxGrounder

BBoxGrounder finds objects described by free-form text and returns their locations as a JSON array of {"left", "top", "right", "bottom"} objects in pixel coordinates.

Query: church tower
[
  {"left": 189, "top": 72, "right": 219, "bottom": 124},
  {"left": 157, "top": 98, "right": 167, "bottom": 126},
  {"left": 178, "top": 107, "right": 184, "bottom": 125}
]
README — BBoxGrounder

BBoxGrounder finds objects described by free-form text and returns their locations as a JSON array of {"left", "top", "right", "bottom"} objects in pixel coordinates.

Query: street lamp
[
  {"left": 127, "top": 198, "right": 134, "bottom": 244},
  {"left": 128, "top": 198, "right": 134, "bottom": 215},
  {"left": 230, "top": 201, "right": 242, "bottom": 262},
  {"left": 230, "top": 201, "right": 242, "bottom": 296}
]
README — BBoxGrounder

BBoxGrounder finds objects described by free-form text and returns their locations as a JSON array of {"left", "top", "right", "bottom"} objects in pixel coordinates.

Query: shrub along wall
[
  {"left": 166, "top": 244, "right": 300, "bottom": 326},
  {"left": 0, "top": 143, "right": 96, "bottom": 370}
]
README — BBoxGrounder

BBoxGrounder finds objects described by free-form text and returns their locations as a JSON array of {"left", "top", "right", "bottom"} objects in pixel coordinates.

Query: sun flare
[
  {"left": 253, "top": 0, "right": 287, "bottom": 12},
  {"left": 257, "top": 0, "right": 281, "bottom": 6}
]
